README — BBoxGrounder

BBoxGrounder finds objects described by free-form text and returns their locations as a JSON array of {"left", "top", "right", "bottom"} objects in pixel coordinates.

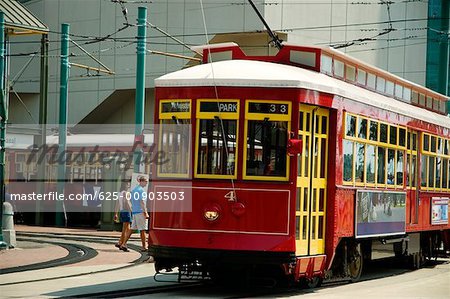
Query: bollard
[{"left": 2, "top": 202, "right": 16, "bottom": 248}]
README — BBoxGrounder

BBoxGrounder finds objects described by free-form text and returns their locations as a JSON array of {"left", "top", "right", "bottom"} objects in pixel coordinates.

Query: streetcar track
[
  {"left": 0, "top": 239, "right": 97, "bottom": 275},
  {"left": 0, "top": 233, "right": 150, "bottom": 286}
]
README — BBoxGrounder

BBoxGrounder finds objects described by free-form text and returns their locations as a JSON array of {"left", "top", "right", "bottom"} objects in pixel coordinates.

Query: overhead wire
[{"left": 199, "top": 0, "right": 238, "bottom": 202}]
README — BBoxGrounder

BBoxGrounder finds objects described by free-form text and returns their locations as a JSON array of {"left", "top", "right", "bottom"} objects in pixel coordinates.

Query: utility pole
[
  {"left": 0, "top": 12, "right": 7, "bottom": 248},
  {"left": 56, "top": 23, "right": 69, "bottom": 226},
  {"left": 134, "top": 7, "right": 147, "bottom": 173},
  {"left": 35, "top": 33, "right": 49, "bottom": 225}
]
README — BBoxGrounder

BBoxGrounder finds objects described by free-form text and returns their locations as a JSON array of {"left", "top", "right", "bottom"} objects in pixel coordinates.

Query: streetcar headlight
[
  {"left": 204, "top": 210, "right": 219, "bottom": 221},
  {"left": 203, "top": 204, "right": 220, "bottom": 221}
]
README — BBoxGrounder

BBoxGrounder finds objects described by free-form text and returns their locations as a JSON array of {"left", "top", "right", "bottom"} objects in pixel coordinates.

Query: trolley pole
[
  {"left": 56, "top": 23, "right": 69, "bottom": 227},
  {"left": 0, "top": 12, "right": 7, "bottom": 248},
  {"left": 134, "top": 7, "right": 147, "bottom": 173}
]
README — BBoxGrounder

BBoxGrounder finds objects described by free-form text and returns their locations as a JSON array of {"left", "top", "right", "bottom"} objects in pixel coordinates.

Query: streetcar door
[{"left": 296, "top": 105, "right": 329, "bottom": 256}]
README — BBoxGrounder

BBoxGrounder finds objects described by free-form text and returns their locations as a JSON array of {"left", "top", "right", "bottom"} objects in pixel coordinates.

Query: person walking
[
  {"left": 127, "top": 175, "right": 149, "bottom": 252},
  {"left": 114, "top": 181, "right": 131, "bottom": 252}
]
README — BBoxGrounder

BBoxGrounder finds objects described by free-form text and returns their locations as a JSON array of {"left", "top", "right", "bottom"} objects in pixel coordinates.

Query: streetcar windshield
[{"left": 197, "top": 118, "right": 237, "bottom": 176}]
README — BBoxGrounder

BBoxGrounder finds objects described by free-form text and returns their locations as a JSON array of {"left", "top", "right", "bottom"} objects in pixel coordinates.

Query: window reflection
[
  {"left": 246, "top": 120, "right": 287, "bottom": 177},
  {"left": 197, "top": 118, "right": 236, "bottom": 176}
]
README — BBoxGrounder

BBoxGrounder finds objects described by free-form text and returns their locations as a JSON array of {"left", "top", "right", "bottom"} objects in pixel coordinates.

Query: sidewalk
[
  {"left": 2, "top": 225, "right": 141, "bottom": 270},
  {"left": 1, "top": 225, "right": 157, "bottom": 298}
]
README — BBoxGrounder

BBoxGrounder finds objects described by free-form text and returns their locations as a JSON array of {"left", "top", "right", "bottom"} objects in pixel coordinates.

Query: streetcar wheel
[
  {"left": 299, "top": 276, "right": 323, "bottom": 289},
  {"left": 348, "top": 243, "right": 363, "bottom": 282}
]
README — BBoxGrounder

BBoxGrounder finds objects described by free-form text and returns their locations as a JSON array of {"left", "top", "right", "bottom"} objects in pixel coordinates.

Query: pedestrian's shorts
[
  {"left": 131, "top": 213, "right": 148, "bottom": 231},
  {"left": 119, "top": 210, "right": 132, "bottom": 223}
]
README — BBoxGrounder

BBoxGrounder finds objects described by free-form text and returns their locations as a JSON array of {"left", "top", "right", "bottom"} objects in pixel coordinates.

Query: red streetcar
[{"left": 149, "top": 42, "right": 450, "bottom": 286}]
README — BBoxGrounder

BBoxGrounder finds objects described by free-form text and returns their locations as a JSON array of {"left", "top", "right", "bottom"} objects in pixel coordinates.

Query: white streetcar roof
[{"left": 156, "top": 60, "right": 450, "bottom": 131}]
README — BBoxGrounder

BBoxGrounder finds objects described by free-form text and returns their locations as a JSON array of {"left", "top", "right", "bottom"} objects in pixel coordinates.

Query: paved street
[{"left": 1, "top": 225, "right": 449, "bottom": 298}]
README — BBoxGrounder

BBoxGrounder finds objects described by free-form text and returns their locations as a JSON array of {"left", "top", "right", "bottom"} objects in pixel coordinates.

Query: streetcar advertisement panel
[
  {"left": 355, "top": 190, "right": 406, "bottom": 238},
  {"left": 431, "top": 197, "right": 449, "bottom": 225}
]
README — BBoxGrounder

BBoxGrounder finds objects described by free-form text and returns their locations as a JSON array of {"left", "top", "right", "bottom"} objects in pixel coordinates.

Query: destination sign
[
  {"left": 248, "top": 102, "right": 289, "bottom": 115},
  {"left": 161, "top": 102, "right": 190, "bottom": 113},
  {"left": 200, "top": 102, "right": 238, "bottom": 113}
]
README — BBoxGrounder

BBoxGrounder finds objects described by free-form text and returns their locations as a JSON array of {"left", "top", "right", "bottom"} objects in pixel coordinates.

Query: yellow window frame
[
  {"left": 342, "top": 112, "right": 407, "bottom": 187},
  {"left": 420, "top": 132, "right": 450, "bottom": 191},
  {"left": 157, "top": 99, "right": 192, "bottom": 178},
  {"left": 406, "top": 131, "right": 418, "bottom": 190},
  {"left": 243, "top": 100, "right": 291, "bottom": 182},
  {"left": 342, "top": 139, "right": 355, "bottom": 186},
  {"left": 194, "top": 99, "right": 240, "bottom": 179}
]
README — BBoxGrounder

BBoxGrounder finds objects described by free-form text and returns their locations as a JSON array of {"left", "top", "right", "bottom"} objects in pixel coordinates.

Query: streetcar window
[
  {"left": 346, "top": 64, "right": 356, "bottom": 82},
  {"left": 431, "top": 136, "right": 437, "bottom": 152},
  {"left": 423, "top": 134, "right": 430, "bottom": 151},
  {"left": 355, "top": 142, "right": 365, "bottom": 184},
  {"left": 399, "top": 128, "right": 406, "bottom": 147},
  {"left": 397, "top": 151, "right": 404, "bottom": 185},
  {"left": 433, "top": 98, "right": 439, "bottom": 111},
  {"left": 321, "top": 54, "right": 332, "bottom": 74},
  {"left": 436, "top": 157, "right": 441, "bottom": 189},
  {"left": 406, "top": 130, "right": 418, "bottom": 189},
  {"left": 197, "top": 118, "right": 237, "bottom": 176},
  {"left": 428, "top": 156, "right": 435, "bottom": 188},
  {"left": 343, "top": 140, "right": 354, "bottom": 183},
  {"left": 440, "top": 100, "right": 446, "bottom": 114},
  {"left": 318, "top": 215, "right": 324, "bottom": 239},
  {"left": 426, "top": 96, "right": 433, "bottom": 109},
  {"left": 386, "top": 81, "right": 394, "bottom": 95},
  {"left": 159, "top": 119, "right": 191, "bottom": 177},
  {"left": 299, "top": 111, "right": 304, "bottom": 131},
  {"left": 358, "top": 118, "right": 367, "bottom": 139},
  {"left": 366, "top": 145, "right": 376, "bottom": 184},
  {"left": 443, "top": 159, "right": 448, "bottom": 189},
  {"left": 345, "top": 114, "right": 356, "bottom": 137},
  {"left": 357, "top": 69, "right": 367, "bottom": 85},
  {"left": 412, "top": 133, "right": 417, "bottom": 151},
  {"left": 387, "top": 149, "right": 395, "bottom": 186},
  {"left": 334, "top": 59, "right": 344, "bottom": 78},
  {"left": 395, "top": 84, "right": 403, "bottom": 99},
  {"left": 380, "top": 123, "right": 388, "bottom": 143},
  {"left": 367, "top": 73, "right": 376, "bottom": 89},
  {"left": 420, "top": 156, "right": 427, "bottom": 187},
  {"left": 438, "top": 138, "right": 443, "bottom": 155},
  {"left": 244, "top": 100, "right": 290, "bottom": 180},
  {"left": 195, "top": 99, "right": 239, "bottom": 179},
  {"left": 411, "top": 155, "right": 417, "bottom": 187},
  {"left": 245, "top": 120, "right": 287, "bottom": 177},
  {"left": 377, "top": 147, "right": 386, "bottom": 185},
  {"left": 389, "top": 126, "right": 397, "bottom": 145},
  {"left": 403, "top": 88, "right": 411, "bottom": 103},
  {"left": 376, "top": 76, "right": 386, "bottom": 93},
  {"left": 321, "top": 116, "right": 327, "bottom": 134},
  {"left": 290, "top": 50, "right": 316, "bottom": 68},
  {"left": 445, "top": 140, "right": 449, "bottom": 155},
  {"left": 412, "top": 91, "right": 419, "bottom": 104},
  {"left": 369, "top": 121, "right": 378, "bottom": 141},
  {"left": 320, "top": 138, "right": 327, "bottom": 178},
  {"left": 158, "top": 100, "right": 192, "bottom": 177},
  {"left": 419, "top": 93, "right": 426, "bottom": 106},
  {"left": 406, "top": 154, "right": 411, "bottom": 187}
]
